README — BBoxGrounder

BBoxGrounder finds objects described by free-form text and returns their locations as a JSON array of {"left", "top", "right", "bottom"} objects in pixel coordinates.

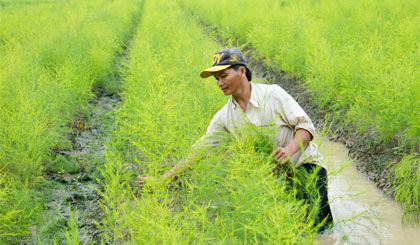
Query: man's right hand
[
  {"left": 137, "top": 175, "right": 165, "bottom": 189},
  {"left": 137, "top": 162, "right": 190, "bottom": 189},
  {"left": 137, "top": 176, "right": 148, "bottom": 188}
]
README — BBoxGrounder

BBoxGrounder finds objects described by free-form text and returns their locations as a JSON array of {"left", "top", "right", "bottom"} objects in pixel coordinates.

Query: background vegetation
[
  {"left": 2, "top": 0, "right": 419, "bottom": 242},
  {"left": 179, "top": 0, "right": 420, "bottom": 224},
  {"left": 0, "top": 0, "right": 141, "bottom": 241},
  {"left": 179, "top": 0, "right": 420, "bottom": 148}
]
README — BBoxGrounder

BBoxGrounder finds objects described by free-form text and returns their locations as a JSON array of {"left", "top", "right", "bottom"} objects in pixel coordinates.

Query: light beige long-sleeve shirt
[{"left": 197, "top": 82, "right": 323, "bottom": 168}]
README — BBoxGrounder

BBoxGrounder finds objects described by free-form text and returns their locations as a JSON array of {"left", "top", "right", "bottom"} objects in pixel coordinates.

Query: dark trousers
[{"left": 299, "top": 163, "right": 333, "bottom": 232}]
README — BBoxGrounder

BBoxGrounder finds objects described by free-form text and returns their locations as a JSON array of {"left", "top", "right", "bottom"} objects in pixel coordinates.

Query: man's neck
[{"left": 232, "top": 81, "right": 252, "bottom": 112}]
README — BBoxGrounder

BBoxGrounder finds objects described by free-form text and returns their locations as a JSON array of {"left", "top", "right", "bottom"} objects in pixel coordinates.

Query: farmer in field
[{"left": 140, "top": 48, "right": 333, "bottom": 231}]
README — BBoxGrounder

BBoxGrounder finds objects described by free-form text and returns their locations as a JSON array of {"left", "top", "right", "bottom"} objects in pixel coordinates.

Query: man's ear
[{"left": 240, "top": 66, "right": 246, "bottom": 77}]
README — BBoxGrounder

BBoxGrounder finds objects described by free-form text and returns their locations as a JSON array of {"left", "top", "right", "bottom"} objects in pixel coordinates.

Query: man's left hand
[
  {"left": 271, "top": 129, "right": 313, "bottom": 165},
  {"left": 272, "top": 146, "right": 293, "bottom": 165}
]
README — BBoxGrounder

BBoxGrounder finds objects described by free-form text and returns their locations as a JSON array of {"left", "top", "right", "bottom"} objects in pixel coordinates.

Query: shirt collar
[
  {"left": 230, "top": 82, "right": 260, "bottom": 109},
  {"left": 249, "top": 83, "right": 260, "bottom": 108}
]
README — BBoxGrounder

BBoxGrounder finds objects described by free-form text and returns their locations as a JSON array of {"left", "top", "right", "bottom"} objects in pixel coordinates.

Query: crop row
[
  {"left": 100, "top": 0, "right": 321, "bottom": 243},
  {"left": 0, "top": 0, "right": 141, "bottom": 241}
]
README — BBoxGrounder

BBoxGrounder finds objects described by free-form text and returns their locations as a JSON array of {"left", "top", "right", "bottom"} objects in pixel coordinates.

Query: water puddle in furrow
[{"left": 315, "top": 139, "right": 420, "bottom": 244}]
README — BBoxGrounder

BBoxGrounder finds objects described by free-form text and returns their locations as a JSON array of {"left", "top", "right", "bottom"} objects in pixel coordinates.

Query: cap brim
[{"left": 200, "top": 65, "right": 231, "bottom": 78}]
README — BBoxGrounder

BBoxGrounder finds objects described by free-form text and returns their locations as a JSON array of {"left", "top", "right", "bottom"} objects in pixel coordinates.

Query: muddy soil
[
  {"left": 40, "top": 88, "right": 120, "bottom": 244},
  {"left": 35, "top": 8, "right": 142, "bottom": 243}
]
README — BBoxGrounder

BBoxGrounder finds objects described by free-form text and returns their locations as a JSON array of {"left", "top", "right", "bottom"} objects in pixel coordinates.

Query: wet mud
[
  {"left": 37, "top": 9, "right": 140, "bottom": 243},
  {"left": 41, "top": 88, "right": 120, "bottom": 244}
]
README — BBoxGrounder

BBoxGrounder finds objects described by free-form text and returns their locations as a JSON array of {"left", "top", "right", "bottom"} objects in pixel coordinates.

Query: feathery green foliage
[
  {"left": 180, "top": 0, "right": 420, "bottom": 225},
  {"left": 100, "top": 0, "right": 323, "bottom": 243},
  {"left": 390, "top": 154, "right": 420, "bottom": 224},
  {"left": 0, "top": 0, "right": 142, "bottom": 241},
  {"left": 179, "top": 0, "right": 420, "bottom": 147},
  {"left": 64, "top": 204, "right": 83, "bottom": 245}
]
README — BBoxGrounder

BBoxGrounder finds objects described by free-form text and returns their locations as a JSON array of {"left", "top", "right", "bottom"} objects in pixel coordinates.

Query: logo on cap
[
  {"left": 229, "top": 55, "right": 239, "bottom": 63},
  {"left": 212, "top": 53, "right": 225, "bottom": 66}
]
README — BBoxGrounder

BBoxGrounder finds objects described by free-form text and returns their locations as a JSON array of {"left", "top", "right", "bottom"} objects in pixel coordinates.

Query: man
[{"left": 140, "top": 48, "right": 333, "bottom": 231}]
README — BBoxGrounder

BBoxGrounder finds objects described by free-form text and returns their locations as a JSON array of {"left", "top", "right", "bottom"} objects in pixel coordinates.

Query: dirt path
[
  {"left": 37, "top": 27, "right": 139, "bottom": 245},
  {"left": 40, "top": 88, "right": 121, "bottom": 243}
]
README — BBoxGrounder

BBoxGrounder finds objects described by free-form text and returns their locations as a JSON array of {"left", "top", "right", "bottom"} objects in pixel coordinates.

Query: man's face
[{"left": 213, "top": 67, "right": 243, "bottom": 96}]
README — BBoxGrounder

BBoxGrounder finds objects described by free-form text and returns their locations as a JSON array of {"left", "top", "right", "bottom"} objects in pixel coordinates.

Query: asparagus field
[
  {"left": 0, "top": 0, "right": 142, "bottom": 242},
  {"left": 1, "top": 0, "right": 419, "bottom": 243}
]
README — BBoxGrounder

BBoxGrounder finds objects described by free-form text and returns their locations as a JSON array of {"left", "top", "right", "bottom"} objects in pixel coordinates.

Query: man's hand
[
  {"left": 135, "top": 152, "right": 206, "bottom": 189},
  {"left": 137, "top": 174, "right": 176, "bottom": 190},
  {"left": 137, "top": 162, "right": 186, "bottom": 189},
  {"left": 272, "top": 146, "right": 294, "bottom": 165},
  {"left": 271, "top": 129, "right": 313, "bottom": 165},
  {"left": 137, "top": 176, "right": 161, "bottom": 189}
]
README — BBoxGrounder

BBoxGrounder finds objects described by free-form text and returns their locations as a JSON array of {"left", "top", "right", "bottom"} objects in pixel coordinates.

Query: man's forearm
[
  {"left": 161, "top": 153, "right": 198, "bottom": 180},
  {"left": 285, "top": 129, "right": 312, "bottom": 155},
  {"left": 161, "top": 163, "right": 183, "bottom": 180},
  {"left": 272, "top": 128, "right": 312, "bottom": 164}
]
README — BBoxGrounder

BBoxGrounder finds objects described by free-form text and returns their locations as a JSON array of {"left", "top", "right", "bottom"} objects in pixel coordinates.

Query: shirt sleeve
[
  {"left": 192, "top": 109, "right": 228, "bottom": 150},
  {"left": 273, "top": 85, "right": 316, "bottom": 139}
]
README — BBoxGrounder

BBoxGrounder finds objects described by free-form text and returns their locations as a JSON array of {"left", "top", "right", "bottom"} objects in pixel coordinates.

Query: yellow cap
[{"left": 200, "top": 65, "right": 231, "bottom": 78}]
